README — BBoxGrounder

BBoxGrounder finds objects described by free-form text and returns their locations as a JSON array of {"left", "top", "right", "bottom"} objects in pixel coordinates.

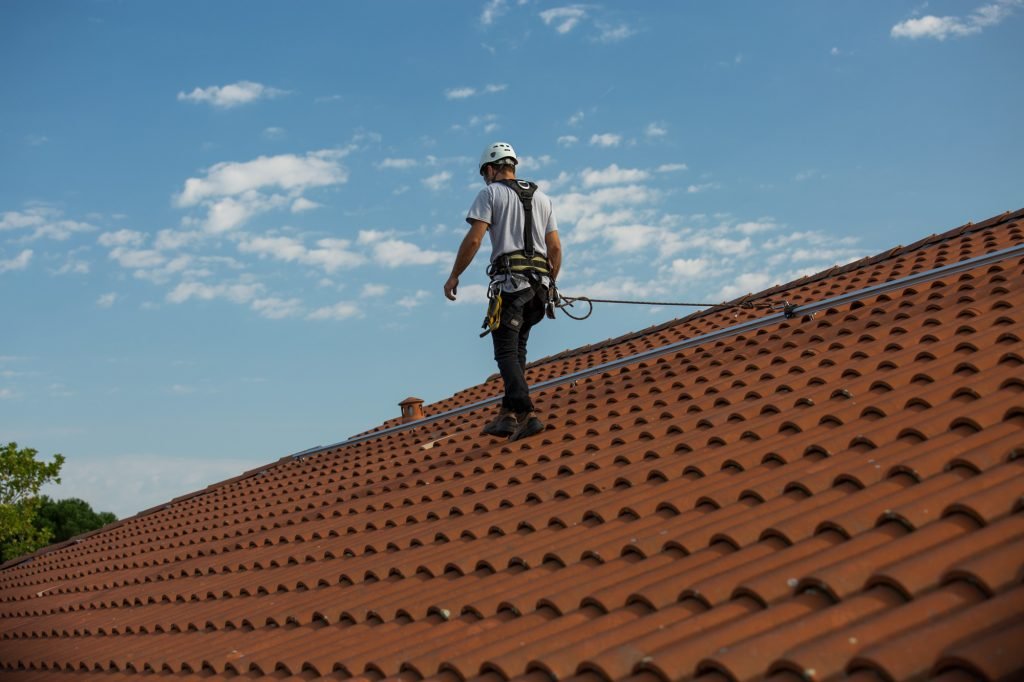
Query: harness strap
[
  {"left": 486, "top": 251, "right": 550, "bottom": 277},
  {"left": 498, "top": 179, "right": 538, "bottom": 258}
]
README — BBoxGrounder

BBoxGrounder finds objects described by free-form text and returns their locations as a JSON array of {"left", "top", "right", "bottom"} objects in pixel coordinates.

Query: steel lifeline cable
[
  {"left": 551, "top": 289, "right": 801, "bottom": 321},
  {"left": 481, "top": 285, "right": 800, "bottom": 337}
]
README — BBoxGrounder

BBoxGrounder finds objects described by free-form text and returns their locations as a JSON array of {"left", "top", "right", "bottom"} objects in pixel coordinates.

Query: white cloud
[
  {"left": 251, "top": 297, "right": 303, "bottom": 319},
  {"left": 166, "top": 280, "right": 263, "bottom": 305},
  {"left": 133, "top": 251, "right": 191, "bottom": 280},
  {"left": 96, "top": 292, "right": 118, "bottom": 308},
  {"left": 108, "top": 246, "right": 165, "bottom": 270},
  {"left": 378, "top": 158, "right": 418, "bottom": 170},
  {"left": 590, "top": 133, "right": 622, "bottom": 147},
  {"left": 538, "top": 171, "right": 573, "bottom": 192},
  {"left": 290, "top": 197, "right": 321, "bottom": 213},
  {"left": 581, "top": 164, "right": 651, "bottom": 187},
  {"left": 422, "top": 171, "right": 452, "bottom": 191},
  {"left": 199, "top": 195, "right": 258, "bottom": 232},
  {"left": 540, "top": 6, "right": 587, "bottom": 33},
  {"left": 734, "top": 220, "right": 777, "bottom": 235},
  {"left": 568, "top": 275, "right": 666, "bottom": 301},
  {"left": 556, "top": 185, "right": 660, "bottom": 228},
  {"left": 98, "top": 229, "right": 144, "bottom": 247},
  {"left": 371, "top": 239, "right": 453, "bottom": 268},
  {"left": 100, "top": 229, "right": 195, "bottom": 282},
  {"left": 598, "top": 23, "right": 637, "bottom": 42},
  {"left": 450, "top": 114, "right": 500, "bottom": 135},
  {"left": 763, "top": 230, "right": 858, "bottom": 251},
  {"left": 53, "top": 255, "right": 90, "bottom": 275},
  {"left": 0, "top": 210, "right": 45, "bottom": 231},
  {"left": 238, "top": 234, "right": 365, "bottom": 273},
  {"left": 446, "top": 87, "right": 476, "bottom": 99},
  {"left": 177, "top": 150, "right": 347, "bottom": 206},
  {"left": 891, "top": 1, "right": 1022, "bottom": 40},
  {"left": 0, "top": 206, "right": 95, "bottom": 240},
  {"left": 557, "top": 135, "right": 579, "bottom": 147},
  {"left": 657, "top": 163, "right": 688, "bottom": 173},
  {"left": 667, "top": 257, "right": 710, "bottom": 280},
  {"left": 518, "top": 155, "right": 554, "bottom": 171},
  {"left": 687, "top": 183, "right": 719, "bottom": 194},
  {"left": 568, "top": 111, "right": 584, "bottom": 126},
  {"left": 646, "top": 123, "right": 668, "bottom": 137},
  {"left": 450, "top": 283, "right": 489, "bottom": 305},
  {"left": 177, "top": 80, "right": 287, "bottom": 108},
  {"left": 787, "top": 247, "right": 862, "bottom": 263},
  {"left": 602, "top": 224, "right": 664, "bottom": 253},
  {"left": 0, "top": 249, "right": 32, "bottom": 273},
  {"left": 446, "top": 83, "right": 506, "bottom": 99},
  {"left": 262, "top": 126, "right": 285, "bottom": 139},
  {"left": 176, "top": 149, "right": 348, "bottom": 231},
  {"left": 718, "top": 272, "right": 773, "bottom": 300},
  {"left": 361, "top": 283, "right": 389, "bottom": 297},
  {"left": 31, "top": 219, "right": 95, "bottom": 241},
  {"left": 686, "top": 234, "right": 751, "bottom": 256},
  {"left": 307, "top": 301, "right": 361, "bottom": 321},
  {"left": 481, "top": 0, "right": 507, "bottom": 25},
  {"left": 396, "top": 290, "right": 432, "bottom": 309},
  {"left": 0, "top": 388, "right": 17, "bottom": 400},
  {"left": 357, "top": 229, "right": 395, "bottom": 245},
  {"left": 154, "top": 229, "right": 202, "bottom": 251},
  {"left": 831, "top": 47, "right": 841, "bottom": 56}
]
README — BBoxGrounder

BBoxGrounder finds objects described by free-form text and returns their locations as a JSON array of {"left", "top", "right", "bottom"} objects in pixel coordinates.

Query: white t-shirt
[{"left": 466, "top": 181, "right": 558, "bottom": 292}]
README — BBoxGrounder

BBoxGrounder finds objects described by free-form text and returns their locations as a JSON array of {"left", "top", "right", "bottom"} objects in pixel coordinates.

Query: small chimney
[{"left": 399, "top": 397, "right": 424, "bottom": 424}]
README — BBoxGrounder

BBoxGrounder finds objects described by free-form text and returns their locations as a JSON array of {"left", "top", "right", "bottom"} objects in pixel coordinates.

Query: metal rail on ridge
[{"left": 295, "top": 241, "right": 1024, "bottom": 457}]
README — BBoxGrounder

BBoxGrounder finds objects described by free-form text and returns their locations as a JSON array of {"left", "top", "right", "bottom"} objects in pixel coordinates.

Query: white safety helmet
[{"left": 479, "top": 141, "right": 518, "bottom": 173}]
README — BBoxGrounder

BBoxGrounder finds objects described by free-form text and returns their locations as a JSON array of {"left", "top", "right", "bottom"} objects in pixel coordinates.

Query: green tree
[
  {"left": 0, "top": 442, "right": 65, "bottom": 562},
  {"left": 34, "top": 496, "right": 117, "bottom": 543}
]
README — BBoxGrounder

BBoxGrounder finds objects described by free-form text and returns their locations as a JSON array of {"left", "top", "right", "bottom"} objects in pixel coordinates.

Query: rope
[{"left": 553, "top": 292, "right": 795, "bottom": 321}]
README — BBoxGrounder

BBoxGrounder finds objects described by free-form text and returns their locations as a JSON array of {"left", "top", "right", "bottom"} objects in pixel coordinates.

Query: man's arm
[
  {"left": 545, "top": 230, "right": 562, "bottom": 282},
  {"left": 444, "top": 220, "right": 488, "bottom": 301}
]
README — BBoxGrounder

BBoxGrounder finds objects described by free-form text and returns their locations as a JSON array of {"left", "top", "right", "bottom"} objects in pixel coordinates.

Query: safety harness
[
  {"left": 480, "top": 179, "right": 556, "bottom": 337},
  {"left": 485, "top": 180, "right": 550, "bottom": 278}
]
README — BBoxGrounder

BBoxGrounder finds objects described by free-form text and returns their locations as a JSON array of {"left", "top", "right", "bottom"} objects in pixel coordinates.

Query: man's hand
[
  {"left": 445, "top": 222, "right": 487, "bottom": 302},
  {"left": 444, "top": 275, "right": 459, "bottom": 301}
]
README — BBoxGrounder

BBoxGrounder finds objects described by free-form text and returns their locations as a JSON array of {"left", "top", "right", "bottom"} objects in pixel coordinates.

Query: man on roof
[{"left": 444, "top": 141, "right": 562, "bottom": 442}]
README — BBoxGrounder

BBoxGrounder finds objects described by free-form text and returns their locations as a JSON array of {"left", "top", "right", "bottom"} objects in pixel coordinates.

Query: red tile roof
[{"left": 2, "top": 208, "right": 1023, "bottom": 681}]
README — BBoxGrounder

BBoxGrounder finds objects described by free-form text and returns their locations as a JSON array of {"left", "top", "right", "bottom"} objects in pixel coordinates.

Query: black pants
[{"left": 491, "top": 285, "right": 547, "bottom": 413}]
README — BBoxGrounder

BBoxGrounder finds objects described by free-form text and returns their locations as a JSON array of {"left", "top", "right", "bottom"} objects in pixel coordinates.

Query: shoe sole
[{"left": 508, "top": 419, "right": 544, "bottom": 441}]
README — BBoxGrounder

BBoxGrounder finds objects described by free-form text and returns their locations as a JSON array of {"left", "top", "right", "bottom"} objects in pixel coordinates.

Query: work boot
[
  {"left": 509, "top": 411, "right": 544, "bottom": 441},
  {"left": 482, "top": 408, "right": 518, "bottom": 437}
]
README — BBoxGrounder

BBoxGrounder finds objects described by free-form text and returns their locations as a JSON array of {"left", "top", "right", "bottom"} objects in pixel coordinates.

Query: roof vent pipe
[{"left": 399, "top": 397, "right": 424, "bottom": 423}]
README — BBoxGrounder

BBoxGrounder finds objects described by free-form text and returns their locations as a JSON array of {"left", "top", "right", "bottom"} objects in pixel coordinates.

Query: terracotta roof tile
[
  {"left": 850, "top": 584, "right": 1024, "bottom": 681},
  {"left": 2, "top": 208, "right": 1023, "bottom": 680}
]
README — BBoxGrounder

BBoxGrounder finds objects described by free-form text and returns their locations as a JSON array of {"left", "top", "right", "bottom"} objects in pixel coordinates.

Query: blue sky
[{"left": 2, "top": 1, "right": 1021, "bottom": 518}]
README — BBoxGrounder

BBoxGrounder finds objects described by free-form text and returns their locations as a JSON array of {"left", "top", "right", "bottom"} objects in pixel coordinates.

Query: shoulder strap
[{"left": 498, "top": 179, "right": 539, "bottom": 257}]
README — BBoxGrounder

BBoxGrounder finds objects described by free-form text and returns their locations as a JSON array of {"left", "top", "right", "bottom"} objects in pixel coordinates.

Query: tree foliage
[
  {"left": 1, "top": 442, "right": 65, "bottom": 562},
  {"left": 34, "top": 496, "right": 117, "bottom": 544}
]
